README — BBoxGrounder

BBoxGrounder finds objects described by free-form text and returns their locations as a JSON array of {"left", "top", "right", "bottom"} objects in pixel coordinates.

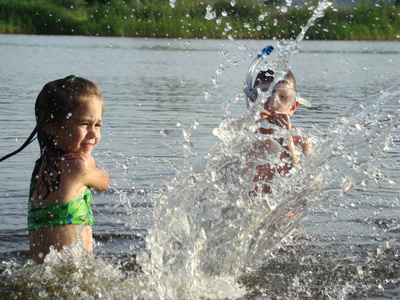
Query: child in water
[
  {"left": 0, "top": 75, "right": 110, "bottom": 263},
  {"left": 249, "top": 69, "right": 311, "bottom": 194}
]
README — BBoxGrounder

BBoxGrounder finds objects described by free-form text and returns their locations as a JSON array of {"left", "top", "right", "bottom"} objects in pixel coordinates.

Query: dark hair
[
  {"left": 0, "top": 75, "right": 102, "bottom": 199},
  {"left": 254, "top": 69, "right": 297, "bottom": 91},
  {"left": 35, "top": 75, "right": 102, "bottom": 156}
]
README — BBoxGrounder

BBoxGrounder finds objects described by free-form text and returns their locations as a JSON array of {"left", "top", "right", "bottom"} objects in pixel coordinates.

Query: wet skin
[{"left": 30, "top": 96, "right": 110, "bottom": 263}]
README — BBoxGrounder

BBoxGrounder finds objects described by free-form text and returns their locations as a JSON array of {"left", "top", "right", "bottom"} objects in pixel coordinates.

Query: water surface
[{"left": 0, "top": 34, "right": 399, "bottom": 298}]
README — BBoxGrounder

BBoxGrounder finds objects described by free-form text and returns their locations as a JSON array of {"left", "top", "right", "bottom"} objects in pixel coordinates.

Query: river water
[{"left": 0, "top": 33, "right": 399, "bottom": 299}]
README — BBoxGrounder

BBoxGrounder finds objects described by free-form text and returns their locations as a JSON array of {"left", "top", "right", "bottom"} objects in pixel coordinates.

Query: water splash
[
  {"left": 312, "top": 84, "right": 400, "bottom": 201},
  {"left": 0, "top": 240, "right": 144, "bottom": 299},
  {"left": 244, "top": 1, "right": 332, "bottom": 124},
  {"left": 139, "top": 75, "right": 399, "bottom": 300},
  {"left": 131, "top": 1, "right": 375, "bottom": 298},
  {"left": 138, "top": 1, "right": 400, "bottom": 298}
]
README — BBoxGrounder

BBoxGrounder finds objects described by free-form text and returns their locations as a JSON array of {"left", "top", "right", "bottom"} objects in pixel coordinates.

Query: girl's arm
[
  {"left": 80, "top": 154, "right": 110, "bottom": 192},
  {"left": 63, "top": 153, "right": 110, "bottom": 192}
]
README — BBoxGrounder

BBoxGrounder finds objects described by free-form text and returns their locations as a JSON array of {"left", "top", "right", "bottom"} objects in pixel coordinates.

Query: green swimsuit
[{"left": 27, "top": 188, "right": 94, "bottom": 231}]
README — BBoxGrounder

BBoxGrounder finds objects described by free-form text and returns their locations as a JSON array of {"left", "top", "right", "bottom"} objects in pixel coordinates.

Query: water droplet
[
  {"left": 204, "top": 89, "right": 211, "bottom": 100},
  {"left": 172, "top": 241, "right": 183, "bottom": 254},
  {"left": 182, "top": 128, "right": 191, "bottom": 141},
  {"left": 160, "top": 128, "right": 170, "bottom": 136},
  {"left": 211, "top": 76, "right": 220, "bottom": 87},
  {"left": 258, "top": 14, "right": 266, "bottom": 21},
  {"left": 205, "top": 5, "right": 216, "bottom": 20},
  {"left": 224, "top": 22, "right": 232, "bottom": 32},
  {"left": 192, "top": 119, "right": 200, "bottom": 130},
  {"left": 39, "top": 290, "right": 48, "bottom": 297}
]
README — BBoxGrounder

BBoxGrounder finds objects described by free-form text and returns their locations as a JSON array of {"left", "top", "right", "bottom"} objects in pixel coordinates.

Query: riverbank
[{"left": 1, "top": 0, "right": 399, "bottom": 40}]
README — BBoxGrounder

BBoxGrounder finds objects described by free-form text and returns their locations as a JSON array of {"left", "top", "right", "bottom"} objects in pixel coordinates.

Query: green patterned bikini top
[{"left": 27, "top": 187, "right": 94, "bottom": 231}]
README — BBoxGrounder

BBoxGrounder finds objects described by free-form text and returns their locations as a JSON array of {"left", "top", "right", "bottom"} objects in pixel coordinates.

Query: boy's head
[
  {"left": 249, "top": 69, "right": 299, "bottom": 115},
  {"left": 253, "top": 69, "right": 297, "bottom": 91}
]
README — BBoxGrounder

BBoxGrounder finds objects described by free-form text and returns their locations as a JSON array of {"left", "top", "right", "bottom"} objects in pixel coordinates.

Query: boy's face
[{"left": 251, "top": 80, "right": 299, "bottom": 116}]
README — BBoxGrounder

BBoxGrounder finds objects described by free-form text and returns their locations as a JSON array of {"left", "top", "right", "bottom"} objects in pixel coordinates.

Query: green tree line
[{"left": 0, "top": 0, "right": 399, "bottom": 40}]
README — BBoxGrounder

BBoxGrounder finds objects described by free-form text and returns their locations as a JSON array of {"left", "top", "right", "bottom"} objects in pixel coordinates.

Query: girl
[{"left": 0, "top": 75, "right": 110, "bottom": 263}]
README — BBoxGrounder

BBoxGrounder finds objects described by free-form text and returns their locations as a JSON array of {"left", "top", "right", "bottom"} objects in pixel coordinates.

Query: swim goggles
[
  {"left": 249, "top": 85, "right": 311, "bottom": 109},
  {"left": 244, "top": 46, "right": 311, "bottom": 108}
]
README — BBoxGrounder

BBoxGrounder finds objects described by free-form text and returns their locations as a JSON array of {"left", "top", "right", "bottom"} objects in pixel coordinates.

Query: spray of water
[
  {"left": 135, "top": 1, "right": 358, "bottom": 298},
  {"left": 138, "top": 69, "right": 399, "bottom": 300},
  {"left": 312, "top": 84, "right": 400, "bottom": 201}
]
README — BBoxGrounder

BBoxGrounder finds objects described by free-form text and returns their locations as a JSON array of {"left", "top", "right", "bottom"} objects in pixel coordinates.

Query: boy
[{"left": 248, "top": 69, "right": 310, "bottom": 194}]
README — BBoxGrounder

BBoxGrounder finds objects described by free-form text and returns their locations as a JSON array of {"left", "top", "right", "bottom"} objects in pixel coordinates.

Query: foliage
[
  {"left": 0, "top": 1, "right": 84, "bottom": 35},
  {"left": 0, "top": 0, "right": 399, "bottom": 40}
]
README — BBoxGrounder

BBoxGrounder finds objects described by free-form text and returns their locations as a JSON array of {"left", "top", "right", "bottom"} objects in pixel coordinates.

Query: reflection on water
[{"left": 241, "top": 240, "right": 400, "bottom": 298}]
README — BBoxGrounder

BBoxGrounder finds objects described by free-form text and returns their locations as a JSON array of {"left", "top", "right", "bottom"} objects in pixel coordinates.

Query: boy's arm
[
  {"left": 280, "top": 135, "right": 310, "bottom": 170},
  {"left": 283, "top": 135, "right": 310, "bottom": 162},
  {"left": 294, "top": 135, "right": 311, "bottom": 157},
  {"left": 282, "top": 136, "right": 299, "bottom": 165},
  {"left": 265, "top": 113, "right": 310, "bottom": 164}
]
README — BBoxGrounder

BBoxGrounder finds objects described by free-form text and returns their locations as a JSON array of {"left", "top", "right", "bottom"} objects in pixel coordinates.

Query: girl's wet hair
[
  {"left": 254, "top": 69, "right": 297, "bottom": 91},
  {"left": 35, "top": 75, "right": 102, "bottom": 156},
  {"left": 0, "top": 75, "right": 102, "bottom": 199},
  {"left": 0, "top": 75, "right": 102, "bottom": 162}
]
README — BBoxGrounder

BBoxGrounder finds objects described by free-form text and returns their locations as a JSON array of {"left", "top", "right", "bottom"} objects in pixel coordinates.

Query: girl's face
[{"left": 51, "top": 96, "right": 103, "bottom": 156}]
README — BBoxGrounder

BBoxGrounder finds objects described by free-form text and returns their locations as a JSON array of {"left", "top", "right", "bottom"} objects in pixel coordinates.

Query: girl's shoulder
[
  {"left": 57, "top": 153, "right": 94, "bottom": 172},
  {"left": 58, "top": 153, "right": 109, "bottom": 192}
]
